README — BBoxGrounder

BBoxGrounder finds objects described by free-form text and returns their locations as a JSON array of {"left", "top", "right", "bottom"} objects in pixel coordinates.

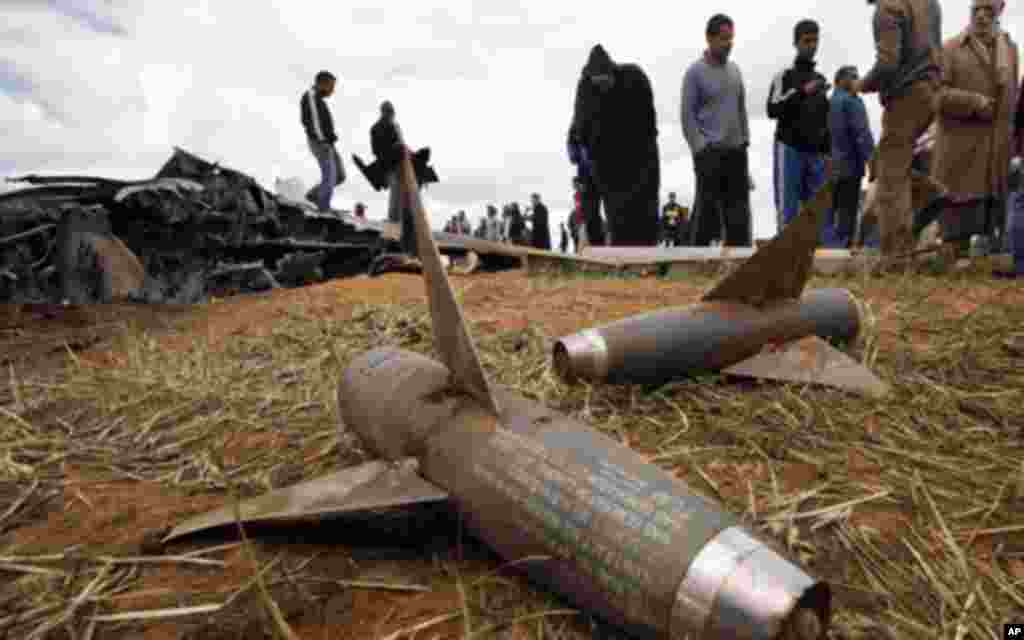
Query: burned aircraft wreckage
[{"left": 0, "top": 147, "right": 499, "bottom": 305}]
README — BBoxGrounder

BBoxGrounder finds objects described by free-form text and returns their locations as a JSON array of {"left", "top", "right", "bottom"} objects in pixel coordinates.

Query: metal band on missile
[
  {"left": 553, "top": 288, "right": 863, "bottom": 385},
  {"left": 339, "top": 347, "right": 830, "bottom": 639}
]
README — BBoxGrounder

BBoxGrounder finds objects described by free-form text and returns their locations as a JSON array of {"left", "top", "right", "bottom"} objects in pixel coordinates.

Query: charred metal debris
[{"left": 0, "top": 148, "right": 408, "bottom": 304}]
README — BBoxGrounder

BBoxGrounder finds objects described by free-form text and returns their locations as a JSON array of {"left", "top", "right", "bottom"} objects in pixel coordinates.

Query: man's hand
[
  {"left": 802, "top": 79, "right": 822, "bottom": 95},
  {"left": 976, "top": 96, "right": 995, "bottom": 120}
]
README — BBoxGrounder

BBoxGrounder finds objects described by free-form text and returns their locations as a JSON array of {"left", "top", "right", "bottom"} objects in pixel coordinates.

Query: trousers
[
  {"left": 773, "top": 141, "right": 826, "bottom": 231},
  {"left": 387, "top": 170, "right": 418, "bottom": 256},
  {"left": 692, "top": 146, "right": 752, "bottom": 247},
  {"left": 832, "top": 175, "right": 864, "bottom": 248},
  {"left": 307, "top": 139, "right": 345, "bottom": 211},
  {"left": 873, "top": 80, "right": 937, "bottom": 255}
]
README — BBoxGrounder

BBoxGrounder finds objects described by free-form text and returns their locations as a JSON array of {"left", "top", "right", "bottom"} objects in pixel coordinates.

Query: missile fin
[
  {"left": 701, "top": 180, "right": 833, "bottom": 308},
  {"left": 722, "top": 335, "right": 890, "bottom": 398},
  {"left": 163, "top": 459, "right": 449, "bottom": 543},
  {"left": 398, "top": 152, "right": 501, "bottom": 416}
]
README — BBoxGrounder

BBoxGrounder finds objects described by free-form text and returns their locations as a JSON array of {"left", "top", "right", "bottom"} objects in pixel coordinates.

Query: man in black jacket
[
  {"left": 300, "top": 71, "right": 345, "bottom": 211},
  {"left": 570, "top": 44, "right": 660, "bottom": 246},
  {"left": 767, "top": 20, "right": 832, "bottom": 233},
  {"left": 371, "top": 101, "right": 417, "bottom": 257},
  {"left": 528, "top": 193, "right": 551, "bottom": 250}
]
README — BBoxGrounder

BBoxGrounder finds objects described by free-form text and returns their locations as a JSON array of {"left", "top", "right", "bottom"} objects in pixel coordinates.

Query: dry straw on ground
[{"left": 0, "top": 268, "right": 1023, "bottom": 638}]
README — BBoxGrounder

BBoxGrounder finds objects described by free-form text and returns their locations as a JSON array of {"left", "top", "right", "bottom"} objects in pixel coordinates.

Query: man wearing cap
[
  {"left": 929, "top": 0, "right": 1019, "bottom": 257},
  {"left": 853, "top": 0, "right": 942, "bottom": 267},
  {"left": 370, "top": 100, "right": 417, "bottom": 259},
  {"left": 829, "top": 66, "right": 875, "bottom": 247},
  {"left": 767, "top": 19, "right": 833, "bottom": 235},
  {"left": 300, "top": 70, "right": 346, "bottom": 212},
  {"left": 570, "top": 44, "right": 661, "bottom": 246}
]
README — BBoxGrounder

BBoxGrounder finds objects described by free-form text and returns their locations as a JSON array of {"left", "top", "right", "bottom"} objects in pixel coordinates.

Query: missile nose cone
[
  {"left": 670, "top": 526, "right": 830, "bottom": 639},
  {"left": 553, "top": 329, "right": 609, "bottom": 383}
]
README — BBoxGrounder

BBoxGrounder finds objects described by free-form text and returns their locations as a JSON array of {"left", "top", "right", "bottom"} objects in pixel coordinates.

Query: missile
[
  {"left": 165, "top": 150, "right": 832, "bottom": 639},
  {"left": 554, "top": 182, "right": 888, "bottom": 398}
]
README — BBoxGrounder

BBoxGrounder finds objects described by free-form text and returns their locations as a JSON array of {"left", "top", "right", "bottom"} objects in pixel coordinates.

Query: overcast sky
[{"left": 2, "top": 1, "right": 1018, "bottom": 241}]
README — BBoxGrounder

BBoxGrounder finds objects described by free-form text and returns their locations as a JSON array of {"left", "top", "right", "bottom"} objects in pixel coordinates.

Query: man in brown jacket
[
  {"left": 854, "top": 0, "right": 943, "bottom": 266},
  {"left": 930, "top": 0, "right": 1019, "bottom": 255}
]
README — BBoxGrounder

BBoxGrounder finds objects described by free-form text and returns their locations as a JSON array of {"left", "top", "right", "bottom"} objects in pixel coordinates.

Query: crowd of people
[
  {"left": 300, "top": 0, "right": 1024, "bottom": 275},
  {"left": 569, "top": 1, "right": 1023, "bottom": 274},
  {"left": 456, "top": 195, "right": 554, "bottom": 251}
]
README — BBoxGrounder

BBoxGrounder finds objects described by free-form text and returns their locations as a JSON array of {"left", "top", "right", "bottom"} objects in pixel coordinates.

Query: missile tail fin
[
  {"left": 722, "top": 335, "right": 890, "bottom": 398},
  {"left": 399, "top": 152, "right": 501, "bottom": 416},
  {"left": 163, "top": 460, "right": 449, "bottom": 543},
  {"left": 701, "top": 180, "right": 833, "bottom": 308}
]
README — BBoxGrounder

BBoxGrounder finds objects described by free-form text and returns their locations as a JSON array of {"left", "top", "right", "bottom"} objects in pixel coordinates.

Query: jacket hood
[{"left": 583, "top": 44, "right": 616, "bottom": 76}]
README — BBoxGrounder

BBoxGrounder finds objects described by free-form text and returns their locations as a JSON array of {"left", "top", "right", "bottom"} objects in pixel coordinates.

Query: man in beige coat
[
  {"left": 930, "top": 0, "right": 1020, "bottom": 255},
  {"left": 854, "top": 0, "right": 943, "bottom": 267}
]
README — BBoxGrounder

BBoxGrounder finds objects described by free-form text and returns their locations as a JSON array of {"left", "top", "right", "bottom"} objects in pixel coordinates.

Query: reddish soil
[{"left": 3, "top": 269, "right": 1020, "bottom": 638}]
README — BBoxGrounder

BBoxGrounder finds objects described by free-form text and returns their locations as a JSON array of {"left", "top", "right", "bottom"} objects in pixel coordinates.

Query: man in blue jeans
[
  {"left": 300, "top": 70, "right": 345, "bottom": 211},
  {"left": 767, "top": 19, "right": 832, "bottom": 236}
]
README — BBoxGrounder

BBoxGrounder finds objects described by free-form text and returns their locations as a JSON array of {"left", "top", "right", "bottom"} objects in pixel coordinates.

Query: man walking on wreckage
[
  {"left": 373, "top": 101, "right": 418, "bottom": 263},
  {"left": 352, "top": 101, "right": 440, "bottom": 273},
  {"left": 300, "top": 70, "right": 346, "bottom": 212},
  {"left": 852, "top": 0, "right": 943, "bottom": 272},
  {"left": 570, "top": 44, "right": 661, "bottom": 247}
]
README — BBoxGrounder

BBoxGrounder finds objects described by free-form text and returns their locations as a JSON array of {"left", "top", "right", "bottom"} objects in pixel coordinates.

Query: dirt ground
[{"left": 2, "top": 268, "right": 1024, "bottom": 639}]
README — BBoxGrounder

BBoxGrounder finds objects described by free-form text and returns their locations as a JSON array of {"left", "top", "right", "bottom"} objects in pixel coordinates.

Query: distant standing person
[
  {"left": 830, "top": 66, "right": 875, "bottom": 248},
  {"left": 567, "top": 137, "right": 605, "bottom": 246},
  {"left": 457, "top": 211, "right": 471, "bottom": 235},
  {"left": 767, "top": 19, "right": 832, "bottom": 234},
  {"left": 528, "top": 193, "right": 551, "bottom": 250},
  {"left": 507, "top": 203, "right": 527, "bottom": 245},
  {"left": 484, "top": 205, "right": 502, "bottom": 242},
  {"left": 853, "top": 0, "right": 942, "bottom": 265},
  {"left": 560, "top": 223, "right": 569, "bottom": 253},
  {"left": 571, "top": 44, "right": 660, "bottom": 246},
  {"left": 661, "top": 192, "right": 688, "bottom": 246},
  {"left": 681, "top": 14, "right": 753, "bottom": 247},
  {"left": 371, "top": 101, "right": 417, "bottom": 258},
  {"left": 301, "top": 71, "right": 345, "bottom": 212}
]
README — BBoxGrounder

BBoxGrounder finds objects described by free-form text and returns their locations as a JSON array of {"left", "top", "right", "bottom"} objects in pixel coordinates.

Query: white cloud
[{"left": 0, "top": 0, "right": 998, "bottom": 241}]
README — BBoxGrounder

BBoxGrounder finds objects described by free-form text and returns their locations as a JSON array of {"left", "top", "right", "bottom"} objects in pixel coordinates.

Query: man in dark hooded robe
[{"left": 570, "top": 44, "right": 660, "bottom": 246}]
